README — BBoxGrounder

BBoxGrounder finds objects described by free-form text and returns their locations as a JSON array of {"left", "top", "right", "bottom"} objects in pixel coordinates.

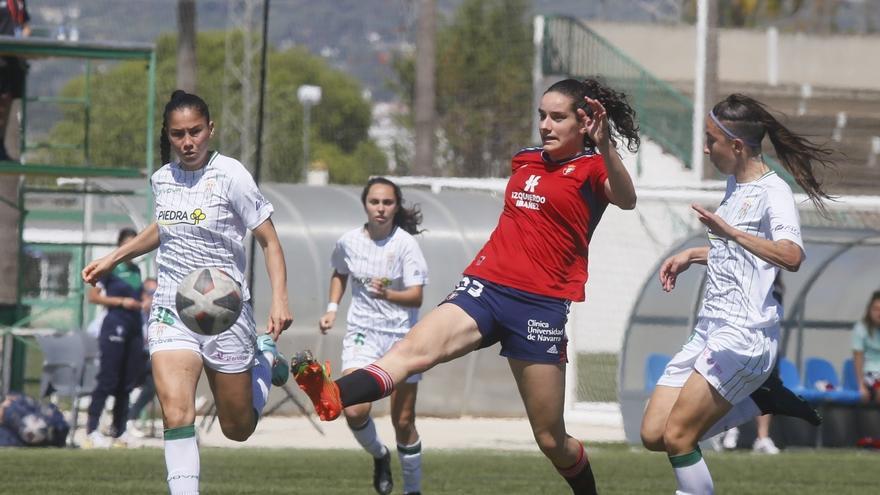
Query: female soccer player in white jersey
[
  {"left": 294, "top": 78, "right": 640, "bottom": 495},
  {"left": 318, "top": 177, "right": 428, "bottom": 495},
  {"left": 82, "top": 90, "right": 293, "bottom": 495},
  {"left": 640, "top": 94, "right": 831, "bottom": 494}
]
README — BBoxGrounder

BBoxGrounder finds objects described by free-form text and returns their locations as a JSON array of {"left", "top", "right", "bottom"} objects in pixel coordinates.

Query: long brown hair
[
  {"left": 711, "top": 94, "right": 834, "bottom": 214},
  {"left": 863, "top": 290, "right": 880, "bottom": 337},
  {"left": 361, "top": 177, "right": 424, "bottom": 235}
]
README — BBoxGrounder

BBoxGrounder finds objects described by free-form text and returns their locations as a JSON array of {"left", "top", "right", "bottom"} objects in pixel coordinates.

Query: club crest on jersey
[
  {"left": 563, "top": 165, "right": 576, "bottom": 175},
  {"left": 157, "top": 207, "right": 207, "bottom": 226}
]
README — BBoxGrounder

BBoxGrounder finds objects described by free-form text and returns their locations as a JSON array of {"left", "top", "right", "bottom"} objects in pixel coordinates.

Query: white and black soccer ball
[
  {"left": 175, "top": 267, "right": 243, "bottom": 335},
  {"left": 18, "top": 413, "right": 48, "bottom": 445}
]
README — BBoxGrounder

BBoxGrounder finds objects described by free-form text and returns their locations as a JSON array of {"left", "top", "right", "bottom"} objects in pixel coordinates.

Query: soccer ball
[{"left": 175, "top": 267, "right": 243, "bottom": 335}]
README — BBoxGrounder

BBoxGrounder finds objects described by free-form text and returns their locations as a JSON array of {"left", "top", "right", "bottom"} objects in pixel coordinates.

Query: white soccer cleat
[
  {"left": 752, "top": 437, "right": 780, "bottom": 455},
  {"left": 82, "top": 430, "right": 112, "bottom": 449},
  {"left": 721, "top": 426, "right": 739, "bottom": 450}
]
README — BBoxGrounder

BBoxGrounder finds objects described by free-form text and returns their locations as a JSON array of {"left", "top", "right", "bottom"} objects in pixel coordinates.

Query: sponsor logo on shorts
[
  {"left": 210, "top": 351, "right": 250, "bottom": 363},
  {"left": 546, "top": 344, "right": 559, "bottom": 354},
  {"left": 354, "top": 332, "right": 366, "bottom": 345},
  {"left": 525, "top": 319, "right": 564, "bottom": 342}
]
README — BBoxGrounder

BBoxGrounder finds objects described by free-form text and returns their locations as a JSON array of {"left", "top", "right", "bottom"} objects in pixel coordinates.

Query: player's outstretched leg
[
  {"left": 291, "top": 350, "right": 343, "bottom": 421},
  {"left": 292, "top": 351, "right": 397, "bottom": 421},
  {"left": 749, "top": 373, "right": 822, "bottom": 426}
]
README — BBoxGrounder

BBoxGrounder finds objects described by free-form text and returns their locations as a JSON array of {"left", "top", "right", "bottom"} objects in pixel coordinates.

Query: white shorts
[
  {"left": 341, "top": 326, "right": 421, "bottom": 384},
  {"left": 147, "top": 302, "right": 256, "bottom": 374},
  {"left": 656, "top": 318, "right": 779, "bottom": 405}
]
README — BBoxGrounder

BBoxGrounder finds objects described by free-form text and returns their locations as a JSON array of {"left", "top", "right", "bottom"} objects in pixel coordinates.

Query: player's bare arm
[
  {"left": 81, "top": 223, "right": 160, "bottom": 285},
  {"left": 319, "top": 270, "right": 348, "bottom": 334},
  {"left": 692, "top": 203, "right": 803, "bottom": 271},
  {"left": 583, "top": 96, "right": 636, "bottom": 210},
  {"left": 368, "top": 282, "right": 423, "bottom": 307},
  {"left": 253, "top": 218, "right": 293, "bottom": 338},
  {"left": 659, "top": 246, "right": 709, "bottom": 292}
]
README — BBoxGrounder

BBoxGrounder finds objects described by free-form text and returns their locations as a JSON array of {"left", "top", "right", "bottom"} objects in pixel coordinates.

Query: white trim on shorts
[
  {"left": 147, "top": 301, "right": 257, "bottom": 374},
  {"left": 656, "top": 317, "right": 779, "bottom": 405},
  {"left": 341, "top": 326, "right": 421, "bottom": 384}
]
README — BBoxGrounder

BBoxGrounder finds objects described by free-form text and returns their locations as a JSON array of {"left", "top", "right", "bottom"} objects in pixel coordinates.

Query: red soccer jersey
[{"left": 463, "top": 147, "right": 610, "bottom": 301}]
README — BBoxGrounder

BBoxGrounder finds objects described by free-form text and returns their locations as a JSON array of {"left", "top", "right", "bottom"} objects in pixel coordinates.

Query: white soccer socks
[
  {"left": 670, "top": 448, "right": 714, "bottom": 495},
  {"left": 164, "top": 425, "right": 200, "bottom": 495},
  {"left": 397, "top": 439, "right": 423, "bottom": 494},
  {"left": 349, "top": 416, "right": 387, "bottom": 458}
]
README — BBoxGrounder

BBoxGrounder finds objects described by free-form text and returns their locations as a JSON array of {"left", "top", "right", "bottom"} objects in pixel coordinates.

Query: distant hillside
[{"left": 27, "top": 0, "right": 650, "bottom": 101}]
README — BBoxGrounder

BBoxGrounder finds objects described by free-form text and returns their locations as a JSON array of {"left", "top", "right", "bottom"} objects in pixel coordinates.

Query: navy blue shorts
[{"left": 441, "top": 276, "right": 570, "bottom": 364}]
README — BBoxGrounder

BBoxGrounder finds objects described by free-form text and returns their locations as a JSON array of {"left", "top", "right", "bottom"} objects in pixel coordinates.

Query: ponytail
[{"left": 712, "top": 94, "right": 834, "bottom": 214}]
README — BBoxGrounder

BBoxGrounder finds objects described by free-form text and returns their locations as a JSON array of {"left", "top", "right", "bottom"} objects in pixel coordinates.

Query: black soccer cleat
[
  {"left": 373, "top": 448, "right": 393, "bottom": 495},
  {"left": 750, "top": 373, "right": 822, "bottom": 426}
]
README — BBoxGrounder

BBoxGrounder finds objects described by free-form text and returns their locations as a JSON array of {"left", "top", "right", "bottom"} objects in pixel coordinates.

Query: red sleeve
[{"left": 589, "top": 155, "right": 610, "bottom": 205}]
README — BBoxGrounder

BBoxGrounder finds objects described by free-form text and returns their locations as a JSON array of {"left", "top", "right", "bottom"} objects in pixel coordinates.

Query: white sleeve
[
  {"left": 229, "top": 166, "right": 274, "bottom": 230},
  {"left": 766, "top": 184, "right": 804, "bottom": 250},
  {"left": 330, "top": 238, "right": 350, "bottom": 275},
  {"left": 401, "top": 239, "right": 429, "bottom": 287}
]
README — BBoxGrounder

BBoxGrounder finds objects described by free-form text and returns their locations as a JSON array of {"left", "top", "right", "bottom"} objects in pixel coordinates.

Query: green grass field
[{"left": 0, "top": 444, "right": 876, "bottom": 494}]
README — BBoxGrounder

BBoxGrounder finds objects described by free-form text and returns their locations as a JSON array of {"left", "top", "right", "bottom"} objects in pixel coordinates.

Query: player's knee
[
  {"left": 392, "top": 415, "right": 415, "bottom": 439},
  {"left": 162, "top": 405, "right": 195, "bottom": 428},
  {"left": 343, "top": 405, "right": 371, "bottom": 426},
  {"left": 389, "top": 339, "right": 434, "bottom": 374},
  {"left": 662, "top": 422, "right": 695, "bottom": 453},
  {"left": 533, "top": 430, "right": 565, "bottom": 458},
  {"left": 640, "top": 423, "right": 665, "bottom": 451},
  {"left": 218, "top": 418, "right": 253, "bottom": 442}
]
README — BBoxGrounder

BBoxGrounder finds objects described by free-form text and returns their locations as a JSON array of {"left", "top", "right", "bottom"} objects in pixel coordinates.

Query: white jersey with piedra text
[{"left": 150, "top": 151, "right": 273, "bottom": 310}]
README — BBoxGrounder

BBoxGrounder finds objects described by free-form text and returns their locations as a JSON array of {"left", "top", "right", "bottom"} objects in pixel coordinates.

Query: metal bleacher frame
[{"left": 0, "top": 35, "right": 156, "bottom": 396}]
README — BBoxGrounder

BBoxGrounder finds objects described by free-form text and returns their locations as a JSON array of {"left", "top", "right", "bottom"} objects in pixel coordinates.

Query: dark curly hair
[
  {"left": 544, "top": 78, "right": 641, "bottom": 154},
  {"left": 160, "top": 90, "right": 211, "bottom": 165},
  {"left": 361, "top": 177, "right": 424, "bottom": 235}
]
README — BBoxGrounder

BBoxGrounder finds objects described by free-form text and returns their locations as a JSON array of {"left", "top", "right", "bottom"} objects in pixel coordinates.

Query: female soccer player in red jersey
[{"left": 294, "top": 78, "right": 639, "bottom": 494}]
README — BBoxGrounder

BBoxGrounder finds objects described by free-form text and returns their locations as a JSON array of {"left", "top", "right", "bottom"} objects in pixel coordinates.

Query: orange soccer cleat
[{"left": 291, "top": 350, "right": 342, "bottom": 421}]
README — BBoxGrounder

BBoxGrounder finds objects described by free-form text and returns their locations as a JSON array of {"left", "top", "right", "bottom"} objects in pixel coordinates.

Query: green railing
[
  {"left": 0, "top": 35, "right": 156, "bottom": 177},
  {"left": 541, "top": 15, "right": 694, "bottom": 169}
]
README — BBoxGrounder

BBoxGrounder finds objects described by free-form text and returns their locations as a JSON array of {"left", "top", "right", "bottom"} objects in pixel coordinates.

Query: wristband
[{"left": 326, "top": 302, "right": 339, "bottom": 313}]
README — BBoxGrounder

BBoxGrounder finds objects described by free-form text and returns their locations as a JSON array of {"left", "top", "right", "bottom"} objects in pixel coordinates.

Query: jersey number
[{"left": 455, "top": 277, "right": 484, "bottom": 298}]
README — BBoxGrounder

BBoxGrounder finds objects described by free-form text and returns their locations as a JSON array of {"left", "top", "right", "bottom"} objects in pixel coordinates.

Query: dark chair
[{"left": 35, "top": 332, "right": 92, "bottom": 447}]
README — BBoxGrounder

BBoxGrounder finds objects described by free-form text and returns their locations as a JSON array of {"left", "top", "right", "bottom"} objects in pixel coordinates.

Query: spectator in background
[
  {"left": 852, "top": 290, "right": 880, "bottom": 404},
  {"left": 126, "top": 277, "right": 158, "bottom": 438},
  {"left": 0, "top": 0, "right": 30, "bottom": 162},
  {"left": 83, "top": 228, "right": 147, "bottom": 448}
]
